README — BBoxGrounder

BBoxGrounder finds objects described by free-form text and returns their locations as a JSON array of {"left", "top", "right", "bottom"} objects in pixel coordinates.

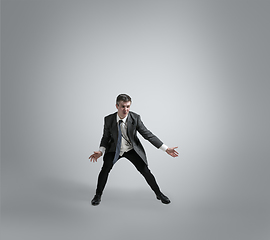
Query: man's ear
[{"left": 115, "top": 104, "right": 119, "bottom": 110}]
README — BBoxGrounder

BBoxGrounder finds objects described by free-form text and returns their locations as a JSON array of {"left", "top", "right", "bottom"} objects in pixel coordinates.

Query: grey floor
[{"left": 2, "top": 173, "right": 270, "bottom": 240}]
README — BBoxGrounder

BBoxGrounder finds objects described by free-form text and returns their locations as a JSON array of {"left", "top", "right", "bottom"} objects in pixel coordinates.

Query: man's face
[{"left": 116, "top": 101, "right": 131, "bottom": 119}]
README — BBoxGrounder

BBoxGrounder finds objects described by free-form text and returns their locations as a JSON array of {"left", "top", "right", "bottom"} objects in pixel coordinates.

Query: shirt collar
[{"left": 117, "top": 113, "right": 128, "bottom": 124}]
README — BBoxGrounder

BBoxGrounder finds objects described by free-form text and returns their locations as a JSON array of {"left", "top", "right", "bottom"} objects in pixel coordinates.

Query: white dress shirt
[{"left": 99, "top": 114, "right": 168, "bottom": 155}]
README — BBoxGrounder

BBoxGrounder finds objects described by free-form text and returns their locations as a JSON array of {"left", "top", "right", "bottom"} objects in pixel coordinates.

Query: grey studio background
[{"left": 1, "top": 0, "right": 270, "bottom": 240}]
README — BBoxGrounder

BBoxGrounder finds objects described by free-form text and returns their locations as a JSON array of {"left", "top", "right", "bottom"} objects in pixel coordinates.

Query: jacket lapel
[
  {"left": 111, "top": 113, "right": 118, "bottom": 144},
  {"left": 127, "top": 113, "right": 135, "bottom": 141}
]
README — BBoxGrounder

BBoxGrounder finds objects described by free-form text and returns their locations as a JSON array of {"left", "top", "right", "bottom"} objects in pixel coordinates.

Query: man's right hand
[{"left": 89, "top": 151, "right": 102, "bottom": 162}]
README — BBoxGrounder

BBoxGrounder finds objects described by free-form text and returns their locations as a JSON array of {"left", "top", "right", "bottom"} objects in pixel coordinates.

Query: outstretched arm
[
  {"left": 136, "top": 115, "right": 163, "bottom": 148},
  {"left": 136, "top": 115, "right": 179, "bottom": 157},
  {"left": 165, "top": 147, "right": 179, "bottom": 157},
  {"left": 89, "top": 116, "right": 109, "bottom": 163}
]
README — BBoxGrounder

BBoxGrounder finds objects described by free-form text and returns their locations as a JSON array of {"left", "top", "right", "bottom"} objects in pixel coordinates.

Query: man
[{"left": 89, "top": 94, "right": 178, "bottom": 206}]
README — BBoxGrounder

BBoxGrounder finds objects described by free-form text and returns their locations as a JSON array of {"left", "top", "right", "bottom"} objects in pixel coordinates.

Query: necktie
[{"left": 113, "top": 120, "right": 123, "bottom": 165}]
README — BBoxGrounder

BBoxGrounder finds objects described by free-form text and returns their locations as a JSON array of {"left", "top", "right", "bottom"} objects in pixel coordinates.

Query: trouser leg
[
  {"left": 123, "top": 150, "right": 161, "bottom": 195},
  {"left": 95, "top": 152, "right": 115, "bottom": 196}
]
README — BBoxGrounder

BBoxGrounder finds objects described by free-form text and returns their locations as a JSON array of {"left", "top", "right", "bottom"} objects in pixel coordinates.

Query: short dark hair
[{"left": 116, "top": 94, "right": 132, "bottom": 105}]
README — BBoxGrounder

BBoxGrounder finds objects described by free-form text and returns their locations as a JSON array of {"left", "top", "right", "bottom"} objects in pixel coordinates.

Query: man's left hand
[{"left": 166, "top": 147, "right": 179, "bottom": 157}]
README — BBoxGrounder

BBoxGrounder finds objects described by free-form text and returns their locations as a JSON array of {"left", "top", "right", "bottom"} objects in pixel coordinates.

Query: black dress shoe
[
  {"left": 156, "top": 193, "right": 171, "bottom": 204},
  {"left": 91, "top": 195, "right": 101, "bottom": 206}
]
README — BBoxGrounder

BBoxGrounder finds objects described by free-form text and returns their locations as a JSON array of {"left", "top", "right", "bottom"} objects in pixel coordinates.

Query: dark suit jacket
[{"left": 100, "top": 111, "right": 163, "bottom": 165}]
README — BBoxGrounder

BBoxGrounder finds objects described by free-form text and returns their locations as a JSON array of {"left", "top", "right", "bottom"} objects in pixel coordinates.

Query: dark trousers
[{"left": 95, "top": 149, "right": 161, "bottom": 196}]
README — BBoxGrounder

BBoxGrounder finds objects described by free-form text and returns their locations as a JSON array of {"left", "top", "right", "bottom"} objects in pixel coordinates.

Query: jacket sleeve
[
  {"left": 136, "top": 115, "right": 163, "bottom": 149},
  {"left": 99, "top": 116, "right": 111, "bottom": 148}
]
